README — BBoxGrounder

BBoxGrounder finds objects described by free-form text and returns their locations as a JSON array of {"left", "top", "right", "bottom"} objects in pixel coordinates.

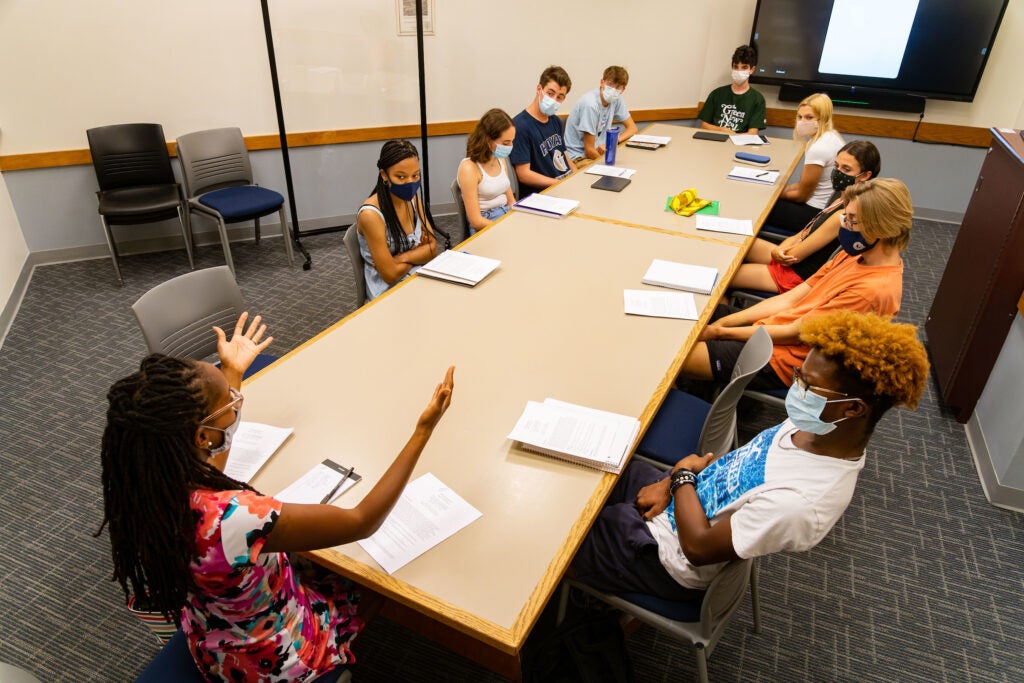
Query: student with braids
[
  {"left": 99, "top": 313, "right": 456, "bottom": 681},
  {"left": 573, "top": 311, "right": 929, "bottom": 598},
  {"left": 356, "top": 139, "right": 445, "bottom": 300}
]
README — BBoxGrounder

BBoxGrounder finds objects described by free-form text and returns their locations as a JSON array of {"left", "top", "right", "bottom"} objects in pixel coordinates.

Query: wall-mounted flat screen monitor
[{"left": 750, "top": 0, "right": 1008, "bottom": 102}]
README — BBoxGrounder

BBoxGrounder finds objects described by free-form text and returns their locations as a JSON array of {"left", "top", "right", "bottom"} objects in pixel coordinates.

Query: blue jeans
[{"left": 470, "top": 204, "right": 510, "bottom": 235}]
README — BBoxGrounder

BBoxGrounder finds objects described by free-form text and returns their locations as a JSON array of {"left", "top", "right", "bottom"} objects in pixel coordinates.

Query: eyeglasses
[
  {"left": 200, "top": 387, "right": 244, "bottom": 425},
  {"left": 840, "top": 212, "right": 859, "bottom": 228},
  {"left": 791, "top": 367, "right": 850, "bottom": 400}
]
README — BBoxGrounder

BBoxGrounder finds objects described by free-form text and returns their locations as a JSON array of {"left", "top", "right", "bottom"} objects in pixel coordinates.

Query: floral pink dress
[{"left": 181, "top": 489, "right": 363, "bottom": 682}]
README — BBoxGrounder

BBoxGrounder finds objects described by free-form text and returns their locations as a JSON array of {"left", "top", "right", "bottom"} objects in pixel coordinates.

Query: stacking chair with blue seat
[
  {"left": 175, "top": 127, "right": 294, "bottom": 276},
  {"left": 134, "top": 629, "right": 350, "bottom": 683},
  {"left": 557, "top": 557, "right": 760, "bottom": 683},
  {"left": 131, "top": 265, "right": 277, "bottom": 379},
  {"left": 636, "top": 327, "right": 773, "bottom": 468},
  {"left": 86, "top": 122, "right": 194, "bottom": 286}
]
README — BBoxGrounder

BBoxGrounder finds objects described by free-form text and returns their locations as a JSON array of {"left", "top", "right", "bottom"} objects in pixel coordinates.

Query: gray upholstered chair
[
  {"left": 342, "top": 226, "right": 368, "bottom": 307},
  {"left": 636, "top": 327, "right": 773, "bottom": 468},
  {"left": 175, "top": 127, "right": 294, "bottom": 275},
  {"left": 86, "top": 123, "right": 194, "bottom": 286},
  {"left": 131, "top": 265, "right": 276, "bottom": 378},
  {"left": 450, "top": 177, "right": 470, "bottom": 240},
  {"left": 557, "top": 557, "right": 760, "bottom": 683}
]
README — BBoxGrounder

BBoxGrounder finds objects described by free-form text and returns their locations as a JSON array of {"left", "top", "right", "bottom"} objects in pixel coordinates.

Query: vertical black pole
[
  {"left": 415, "top": 0, "right": 430, "bottom": 206},
  {"left": 261, "top": 0, "right": 313, "bottom": 270}
]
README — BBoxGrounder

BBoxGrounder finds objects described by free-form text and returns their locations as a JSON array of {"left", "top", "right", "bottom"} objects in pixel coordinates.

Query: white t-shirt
[
  {"left": 804, "top": 130, "right": 844, "bottom": 209},
  {"left": 647, "top": 420, "right": 864, "bottom": 589}
]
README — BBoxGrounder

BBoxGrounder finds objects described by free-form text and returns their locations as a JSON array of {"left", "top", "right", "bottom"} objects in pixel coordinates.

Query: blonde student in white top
[
  {"left": 458, "top": 109, "right": 516, "bottom": 236},
  {"left": 766, "top": 93, "right": 844, "bottom": 234}
]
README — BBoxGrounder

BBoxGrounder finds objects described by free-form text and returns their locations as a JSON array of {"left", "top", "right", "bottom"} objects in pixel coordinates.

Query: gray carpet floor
[{"left": 0, "top": 215, "right": 1022, "bottom": 682}]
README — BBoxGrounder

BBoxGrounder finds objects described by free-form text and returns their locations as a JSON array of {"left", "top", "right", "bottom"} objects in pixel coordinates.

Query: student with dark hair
[
  {"left": 98, "top": 313, "right": 455, "bottom": 681},
  {"left": 564, "top": 65, "right": 639, "bottom": 164},
  {"left": 573, "top": 311, "right": 929, "bottom": 598},
  {"left": 732, "top": 140, "right": 882, "bottom": 293},
  {"left": 510, "top": 65, "right": 578, "bottom": 196},
  {"left": 698, "top": 44, "right": 766, "bottom": 134},
  {"left": 356, "top": 139, "right": 442, "bottom": 300},
  {"left": 458, "top": 108, "right": 516, "bottom": 234}
]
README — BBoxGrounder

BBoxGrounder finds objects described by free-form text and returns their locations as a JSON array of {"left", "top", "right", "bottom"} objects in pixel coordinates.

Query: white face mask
[
  {"left": 731, "top": 69, "right": 751, "bottom": 85},
  {"left": 539, "top": 94, "right": 560, "bottom": 116},
  {"left": 795, "top": 119, "right": 819, "bottom": 137},
  {"left": 601, "top": 85, "right": 620, "bottom": 104}
]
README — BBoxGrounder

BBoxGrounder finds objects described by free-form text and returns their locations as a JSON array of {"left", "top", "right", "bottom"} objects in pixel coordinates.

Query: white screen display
[{"left": 818, "top": 0, "right": 919, "bottom": 79}]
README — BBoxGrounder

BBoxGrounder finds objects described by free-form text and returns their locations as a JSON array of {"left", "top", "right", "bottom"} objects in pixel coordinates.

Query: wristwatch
[{"left": 669, "top": 468, "right": 698, "bottom": 495}]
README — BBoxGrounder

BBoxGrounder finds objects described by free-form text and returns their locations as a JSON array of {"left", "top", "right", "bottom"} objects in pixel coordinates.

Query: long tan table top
[
  {"left": 245, "top": 212, "right": 741, "bottom": 653},
  {"left": 551, "top": 123, "right": 805, "bottom": 241}
]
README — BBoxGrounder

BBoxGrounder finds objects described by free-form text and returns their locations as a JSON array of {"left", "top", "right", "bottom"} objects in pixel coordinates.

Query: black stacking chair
[{"left": 86, "top": 123, "right": 194, "bottom": 286}]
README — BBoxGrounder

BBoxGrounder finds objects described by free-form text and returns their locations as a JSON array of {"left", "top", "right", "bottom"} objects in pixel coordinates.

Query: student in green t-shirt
[{"left": 698, "top": 45, "right": 767, "bottom": 134}]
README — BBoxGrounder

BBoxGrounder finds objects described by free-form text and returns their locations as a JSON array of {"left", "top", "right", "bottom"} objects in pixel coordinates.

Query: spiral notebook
[{"left": 507, "top": 398, "right": 640, "bottom": 474}]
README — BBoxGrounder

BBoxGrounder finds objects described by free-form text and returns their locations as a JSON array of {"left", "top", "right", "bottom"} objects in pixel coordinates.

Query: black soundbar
[{"left": 778, "top": 83, "right": 925, "bottom": 114}]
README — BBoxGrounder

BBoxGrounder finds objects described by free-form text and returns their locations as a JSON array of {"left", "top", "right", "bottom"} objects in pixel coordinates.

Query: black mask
[{"left": 831, "top": 167, "right": 859, "bottom": 193}]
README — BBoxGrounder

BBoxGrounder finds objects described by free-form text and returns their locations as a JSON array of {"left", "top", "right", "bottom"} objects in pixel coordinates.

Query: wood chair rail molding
[{"left": 0, "top": 106, "right": 991, "bottom": 172}]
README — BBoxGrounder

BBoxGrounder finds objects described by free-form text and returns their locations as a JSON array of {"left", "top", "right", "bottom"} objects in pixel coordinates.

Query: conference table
[{"left": 244, "top": 123, "right": 803, "bottom": 678}]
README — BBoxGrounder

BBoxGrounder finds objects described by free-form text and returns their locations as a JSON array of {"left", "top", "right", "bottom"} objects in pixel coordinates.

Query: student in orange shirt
[{"left": 679, "top": 178, "right": 912, "bottom": 390}]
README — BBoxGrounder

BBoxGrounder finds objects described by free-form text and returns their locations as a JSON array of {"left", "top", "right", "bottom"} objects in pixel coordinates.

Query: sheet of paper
[
  {"left": 508, "top": 400, "right": 638, "bottom": 463},
  {"left": 357, "top": 473, "right": 482, "bottom": 574},
  {"left": 727, "top": 166, "right": 780, "bottom": 184},
  {"left": 222, "top": 422, "right": 294, "bottom": 482},
  {"left": 695, "top": 215, "right": 754, "bottom": 236},
  {"left": 585, "top": 165, "right": 637, "bottom": 179},
  {"left": 631, "top": 134, "right": 672, "bottom": 145},
  {"left": 730, "top": 134, "right": 766, "bottom": 146},
  {"left": 275, "top": 459, "right": 361, "bottom": 504},
  {"left": 624, "top": 289, "right": 698, "bottom": 320}
]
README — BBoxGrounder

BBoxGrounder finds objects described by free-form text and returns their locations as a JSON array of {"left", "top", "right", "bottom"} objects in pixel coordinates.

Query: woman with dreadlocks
[
  {"left": 356, "top": 139, "right": 443, "bottom": 300},
  {"left": 99, "top": 313, "right": 455, "bottom": 681}
]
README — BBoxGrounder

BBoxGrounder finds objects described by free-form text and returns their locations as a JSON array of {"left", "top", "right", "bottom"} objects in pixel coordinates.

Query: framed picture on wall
[{"left": 397, "top": 0, "right": 435, "bottom": 36}]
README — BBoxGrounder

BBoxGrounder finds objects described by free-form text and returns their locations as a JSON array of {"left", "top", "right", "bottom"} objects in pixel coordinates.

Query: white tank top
[{"left": 469, "top": 158, "right": 511, "bottom": 211}]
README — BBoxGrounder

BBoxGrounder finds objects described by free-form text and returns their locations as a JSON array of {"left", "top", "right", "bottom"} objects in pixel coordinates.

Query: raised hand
[
  {"left": 417, "top": 366, "right": 455, "bottom": 432},
  {"left": 214, "top": 312, "right": 273, "bottom": 386}
]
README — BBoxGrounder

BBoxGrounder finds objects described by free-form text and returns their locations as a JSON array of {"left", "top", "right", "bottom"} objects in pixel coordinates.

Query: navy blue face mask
[
  {"left": 838, "top": 212, "right": 877, "bottom": 256},
  {"left": 387, "top": 179, "right": 421, "bottom": 202}
]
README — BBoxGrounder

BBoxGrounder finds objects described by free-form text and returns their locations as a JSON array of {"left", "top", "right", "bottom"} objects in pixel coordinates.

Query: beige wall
[
  {"left": 0, "top": 172, "right": 29, "bottom": 321},
  {"left": 2, "top": 0, "right": 1022, "bottom": 157}
]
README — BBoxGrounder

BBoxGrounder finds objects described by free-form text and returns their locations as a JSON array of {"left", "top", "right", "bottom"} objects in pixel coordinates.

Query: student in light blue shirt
[{"left": 565, "top": 65, "right": 639, "bottom": 163}]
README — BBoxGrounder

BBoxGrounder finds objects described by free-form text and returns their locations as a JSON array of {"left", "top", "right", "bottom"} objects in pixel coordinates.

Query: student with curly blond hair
[{"left": 572, "top": 311, "right": 928, "bottom": 598}]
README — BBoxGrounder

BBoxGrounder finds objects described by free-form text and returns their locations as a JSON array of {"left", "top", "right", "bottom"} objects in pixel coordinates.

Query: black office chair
[{"left": 86, "top": 123, "right": 194, "bottom": 286}]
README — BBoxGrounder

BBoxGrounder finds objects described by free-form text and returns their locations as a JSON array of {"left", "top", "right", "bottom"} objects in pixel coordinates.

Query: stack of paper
[
  {"left": 730, "top": 134, "right": 767, "bottom": 145},
  {"left": 727, "top": 166, "right": 780, "bottom": 185},
  {"left": 223, "top": 422, "right": 294, "bottom": 482},
  {"left": 642, "top": 259, "right": 719, "bottom": 295},
  {"left": 512, "top": 194, "right": 580, "bottom": 219},
  {"left": 417, "top": 250, "right": 501, "bottom": 287},
  {"left": 630, "top": 134, "right": 672, "bottom": 146},
  {"left": 695, "top": 215, "right": 754, "bottom": 236},
  {"left": 624, "top": 290, "right": 699, "bottom": 320},
  {"left": 507, "top": 398, "right": 640, "bottom": 474},
  {"left": 585, "top": 165, "right": 637, "bottom": 179}
]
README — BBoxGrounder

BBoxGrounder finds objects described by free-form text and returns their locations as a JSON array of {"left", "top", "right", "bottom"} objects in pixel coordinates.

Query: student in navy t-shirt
[{"left": 510, "top": 65, "right": 577, "bottom": 196}]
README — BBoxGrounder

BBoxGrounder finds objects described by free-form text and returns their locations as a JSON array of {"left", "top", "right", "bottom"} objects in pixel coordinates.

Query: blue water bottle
[{"left": 604, "top": 127, "right": 620, "bottom": 165}]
